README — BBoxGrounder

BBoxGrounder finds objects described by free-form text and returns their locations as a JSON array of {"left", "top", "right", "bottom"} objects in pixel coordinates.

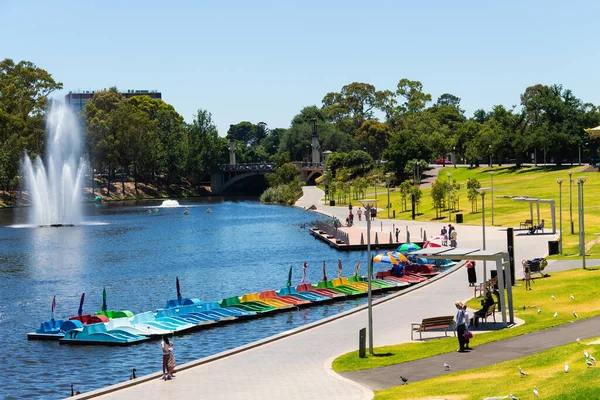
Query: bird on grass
[
  {"left": 400, "top": 375, "right": 408, "bottom": 385},
  {"left": 71, "top": 384, "right": 81, "bottom": 397},
  {"left": 533, "top": 386, "right": 539, "bottom": 398},
  {"left": 130, "top": 368, "right": 137, "bottom": 380},
  {"left": 509, "top": 395, "right": 519, "bottom": 400},
  {"left": 554, "top": 312, "right": 558, "bottom": 318},
  {"left": 537, "top": 307, "right": 541, "bottom": 314},
  {"left": 586, "top": 359, "right": 595, "bottom": 367},
  {"left": 444, "top": 362, "right": 451, "bottom": 371},
  {"left": 551, "top": 295, "right": 556, "bottom": 300},
  {"left": 589, "top": 355, "right": 596, "bottom": 362},
  {"left": 518, "top": 366, "right": 528, "bottom": 377},
  {"left": 570, "top": 294, "right": 575, "bottom": 300},
  {"left": 573, "top": 311, "right": 579, "bottom": 318},
  {"left": 565, "top": 362, "right": 569, "bottom": 373},
  {"left": 584, "top": 350, "right": 589, "bottom": 359}
]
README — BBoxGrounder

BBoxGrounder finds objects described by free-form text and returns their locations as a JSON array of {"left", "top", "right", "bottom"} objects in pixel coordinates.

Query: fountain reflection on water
[{"left": 21, "top": 103, "right": 86, "bottom": 226}]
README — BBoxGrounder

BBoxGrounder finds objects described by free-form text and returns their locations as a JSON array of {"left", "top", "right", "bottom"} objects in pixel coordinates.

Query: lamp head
[
  {"left": 556, "top": 178, "right": 564, "bottom": 184},
  {"left": 359, "top": 199, "right": 378, "bottom": 209},
  {"left": 578, "top": 176, "right": 588, "bottom": 183},
  {"left": 476, "top": 187, "right": 491, "bottom": 196}
]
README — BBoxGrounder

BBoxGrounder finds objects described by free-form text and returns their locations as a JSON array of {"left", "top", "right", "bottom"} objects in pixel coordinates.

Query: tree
[
  {"left": 355, "top": 120, "right": 391, "bottom": 160},
  {"left": 265, "top": 163, "right": 299, "bottom": 187},
  {"left": 227, "top": 121, "right": 266, "bottom": 147},
  {"left": 187, "top": 109, "right": 223, "bottom": 185},
  {"left": 467, "top": 178, "right": 481, "bottom": 213},
  {"left": 395, "top": 78, "right": 432, "bottom": 114},
  {"left": 436, "top": 93, "right": 462, "bottom": 109}
]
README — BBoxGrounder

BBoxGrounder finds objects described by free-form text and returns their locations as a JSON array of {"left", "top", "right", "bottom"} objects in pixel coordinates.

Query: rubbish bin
[
  {"left": 548, "top": 240, "right": 559, "bottom": 255},
  {"left": 455, "top": 213, "right": 463, "bottom": 223},
  {"left": 490, "top": 270, "right": 506, "bottom": 289},
  {"left": 330, "top": 200, "right": 335, "bottom": 206}
]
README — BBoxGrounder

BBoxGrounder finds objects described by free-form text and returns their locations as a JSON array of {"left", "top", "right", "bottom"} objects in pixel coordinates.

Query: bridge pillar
[
  {"left": 229, "top": 137, "right": 237, "bottom": 165},
  {"left": 211, "top": 170, "right": 224, "bottom": 195}
]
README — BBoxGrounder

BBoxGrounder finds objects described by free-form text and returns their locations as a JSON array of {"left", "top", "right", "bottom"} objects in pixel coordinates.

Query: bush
[{"left": 260, "top": 179, "right": 302, "bottom": 205}]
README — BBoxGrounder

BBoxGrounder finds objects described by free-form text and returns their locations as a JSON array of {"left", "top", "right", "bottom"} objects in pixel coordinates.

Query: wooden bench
[
  {"left": 411, "top": 316, "right": 456, "bottom": 340},
  {"left": 481, "top": 304, "right": 496, "bottom": 327},
  {"left": 520, "top": 219, "right": 533, "bottom": 229}
]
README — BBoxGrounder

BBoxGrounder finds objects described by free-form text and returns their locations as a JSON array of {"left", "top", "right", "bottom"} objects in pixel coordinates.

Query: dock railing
[{"left": 314, "top": 220, "right": 350, "bottom": 245}]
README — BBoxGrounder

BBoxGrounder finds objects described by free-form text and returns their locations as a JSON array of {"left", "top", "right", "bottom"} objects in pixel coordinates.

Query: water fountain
[
  {"left": 159, "top": 200, "right": 180, "bottom": 207},
  {"left": 21, "top": 103, "right": 87, "bottom": 226}
]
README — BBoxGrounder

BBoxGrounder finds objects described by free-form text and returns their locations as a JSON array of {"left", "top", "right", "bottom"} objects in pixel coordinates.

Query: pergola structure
[
  {"left": 409, "top": 247, "right": 514, "bottom": 327},
  {"left": 511, "top": 197, "right": 556, "bottom": 234}
]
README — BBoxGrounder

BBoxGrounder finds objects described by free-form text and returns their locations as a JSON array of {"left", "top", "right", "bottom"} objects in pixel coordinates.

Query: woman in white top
[
  {"left": 455, "top": 301, "right": 468, "bottom": 352},
  {"left": 161, "top": 336, "right": 173, "bottom": 380}
]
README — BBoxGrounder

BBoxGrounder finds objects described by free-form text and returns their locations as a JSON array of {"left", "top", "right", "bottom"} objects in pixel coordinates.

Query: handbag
[{"left": 463, "top": 330, "right": 473, "bottom": 340}]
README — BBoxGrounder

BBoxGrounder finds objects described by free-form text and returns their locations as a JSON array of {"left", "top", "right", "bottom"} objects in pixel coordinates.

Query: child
[
  {"left": 524, "top": 265, "right": 532, "bottom": 290},
  {"left": 463, "top": 304, "right": 471, "bottom": 350}
]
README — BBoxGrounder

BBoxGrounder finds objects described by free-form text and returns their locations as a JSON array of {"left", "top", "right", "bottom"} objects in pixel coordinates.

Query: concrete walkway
[
  {"left": 341, "top": 315, "right": 600, "bottom": 390},
  {"left": 83, "top": 187, "right": 565, "bottom": 400}
]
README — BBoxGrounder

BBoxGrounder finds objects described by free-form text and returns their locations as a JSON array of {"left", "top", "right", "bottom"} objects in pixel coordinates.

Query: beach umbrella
[
  {"left": 286, "top": 265, "right": 293, "bottom": 287},
  {"left": 322, "top": 261, "right": 327, "bottom": 282},
  {"left": 78, "top": 292, "right": 85, "bottom": 317},
  {"left": 51, "top": 295, "right": 56, "bottom": 321},
  {"left": 354, "top": 261, "right": 361, "bottom": 277},
  {"left": 176, "top": 276, "right": 182, "bottom": 300},
  {"left": 373, "top": 251, "right": 408, "bottom": 265},
  {"left": 102, "top": 287, "right": 107, "bottom": 312},
  {"left": 397, "top": 242, "right": 421, "bottom": 253},
  {"left": 338, "top": 259, "right": 343, "bottom": 279},
  {"left": 302, "top": 262, "right": 308, "bottom": 284}
]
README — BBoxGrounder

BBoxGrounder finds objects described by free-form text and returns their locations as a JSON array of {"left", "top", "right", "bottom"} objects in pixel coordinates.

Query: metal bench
[
  {"left": 411, "top": 315, "right": 456, "bottom": 340},
  {"left": 520, "top": 219, "right": 533, "bottom": 229}
]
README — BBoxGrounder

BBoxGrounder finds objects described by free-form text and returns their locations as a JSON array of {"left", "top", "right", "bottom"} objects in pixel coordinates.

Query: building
[{"left": 65, "top": 89, "right": 162, "bottom": 113}]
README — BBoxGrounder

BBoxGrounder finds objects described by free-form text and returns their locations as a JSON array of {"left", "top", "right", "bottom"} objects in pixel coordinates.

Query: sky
[{"left": 2, "top": 0, "right": 600, "bottom": 136}]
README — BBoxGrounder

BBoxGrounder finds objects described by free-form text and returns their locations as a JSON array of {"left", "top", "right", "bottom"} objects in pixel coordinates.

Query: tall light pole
[
  {"left": 359, "top": 198, "right": 378, "bottom": 354},
  {"left": 447, "top": 172, "right": 452, "bottom": 222},
  {"left": 569, "top": 172, "right": 574, "bottom": 234},
  {"left": 385, "top": 173, "right": 392, "bottom": 218},
  {"left": 489, "top": 144, "right": 492, "bottom": 167},
  {"left": 476, "top": 188, "right": 491, "bottom": 283},
  {"left": 490, "top": 171, "right": 495, "bottom": 226},
  {"left": 556, "top": 179, "right": 564, "bottom": 254},
  {"left": 453, "top": 146, "right": 457, "bottom": 168},
  {"left": 578, "top": 178, "right": 587, "bottom": 269}
]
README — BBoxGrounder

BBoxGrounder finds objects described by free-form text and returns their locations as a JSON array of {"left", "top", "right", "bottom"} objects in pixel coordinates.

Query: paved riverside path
[
  {"left": 341, "top": 315, "right": 600, "bottom": 390},
  {"left": 85, "top": 187, "right": 557, "bottom": 400}
]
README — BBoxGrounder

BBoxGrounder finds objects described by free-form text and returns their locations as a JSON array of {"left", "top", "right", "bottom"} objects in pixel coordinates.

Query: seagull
[
  {"left": 444, "top": 363, "right": 451, "bottom": 371},
  {"left": 577, "top": 338, "right": 580, "bottom": 343},
  {"left": 537, "top": 307, "right": 541, "bottom": 314},
  {"left": 573, "top": 311, "right": 579, "bottom": 318},
  {"left": 586, "top": 359, "right": 595, "bottom": 367},
  {"left": 584, "top": 350, "right": 589, "bottom": 358},
  {"left": 483, "top": 397, "right": 508, "bottom": 400},
  {"left": 400, "top": 375, "right": 408, "bottom": 385},
  {"left": 589, "top": 355, "right": 596, "bottom": 362},
  {"left": 554, "top": 312, "right": 558, "bottom": 318},
  {"left": 551, "top": 295, "right": 556, "bottom": 300},
  {"left": 565, "top": 362, "right": 569, "bottom": 373},
  {"left": 570, "top": 294, "right": 574, "bottom": 300},
  {"left": 518, "top": 366, "right": 528, "bottom": 377},
  {"left": 509, "top": 395, "right": 520, "bottom": 400},
  {"left": 533, "top": 386, "right": 539, "bottom": 397}
]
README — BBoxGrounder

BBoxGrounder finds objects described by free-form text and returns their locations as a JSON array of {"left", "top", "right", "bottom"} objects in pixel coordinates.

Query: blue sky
[{"left": 2, "top": 0, "right": 599, "bottom": 135}]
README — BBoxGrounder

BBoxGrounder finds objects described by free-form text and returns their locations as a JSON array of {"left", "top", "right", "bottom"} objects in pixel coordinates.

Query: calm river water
[{"left": 0, "top": 199, "right": 378, "bottom": 399}]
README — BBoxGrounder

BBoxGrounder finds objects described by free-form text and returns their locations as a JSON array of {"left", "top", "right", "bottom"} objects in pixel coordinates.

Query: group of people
[
  {"left": 440, "top": 224, "right": 458, "bottom": 247},
  {"left": 454, "top": 290, "right": 496, "bottom": 352},
  {"left": 346, "top": 204, "right": 376, "bottom": 226}
]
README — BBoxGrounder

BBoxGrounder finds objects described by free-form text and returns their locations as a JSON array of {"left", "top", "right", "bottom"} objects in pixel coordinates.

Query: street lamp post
[
  {"left": 447, "top": 173, "right": 451, "bottom": 222},
  {"left": 489, "top": 144, "right": 492, "bottom": 167},
  {"left": 556, "top": 179, "right": 564, "bottom": 254},
  {"left": 385, "top": 173, "right": 392, "bottom": 218},
  {"left": 490, "top": 171, "right": 495, "bottom": 226},
  {"left": 453, "top": 146, "right": 457, "bottom": 168},
  {"left": 569, "top": 172, "right": 574, "bottom": 234},
  {"left": 477, "top": 188, "right": 491, "bottom": 282},
  {"left": 359, "top": 198, "right": 378, "bottom": 354},
  {"left": 578, "top": 178, "right": 587, "bottom": 269}
]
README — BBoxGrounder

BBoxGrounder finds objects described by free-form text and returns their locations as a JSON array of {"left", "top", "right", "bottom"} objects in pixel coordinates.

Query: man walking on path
[{"left": 395, "top": 228, "right": 400, "bottom": 242}]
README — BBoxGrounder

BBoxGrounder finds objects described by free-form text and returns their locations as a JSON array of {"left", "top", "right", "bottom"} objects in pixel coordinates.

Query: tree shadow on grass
[{"left": 372, "top": 352, "right": 394, "bottom": 357}]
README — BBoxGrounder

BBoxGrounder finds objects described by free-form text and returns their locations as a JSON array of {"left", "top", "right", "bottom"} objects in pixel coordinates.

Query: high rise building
[{"left": 65, "top": 89, "right": 162, "bottom": 113}]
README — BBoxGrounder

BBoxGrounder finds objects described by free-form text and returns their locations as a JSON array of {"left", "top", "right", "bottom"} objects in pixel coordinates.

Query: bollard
[
  {"left": 423, "top": 230, "right": 427, "bottom": 241},
  {"left": 360, "top": 232, "right": 364, "bottom": 245},
  {"left": 393, "top": 210, "right": 396, "bottom": 218},
  {"left": 381, "top": 221, "right": 383, "bottom": 232},
  {"left": 358, "top": 328, "right": 366, "bottom": 358},
  {"left": 375, "top": 232, "right": 379, "bottom": 245},
  {"left": 389, "top": 232, "right": 393, "bottom": 243}
]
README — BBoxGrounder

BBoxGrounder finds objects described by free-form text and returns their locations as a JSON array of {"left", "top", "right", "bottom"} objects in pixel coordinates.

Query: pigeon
[
  {"left": 533, "top": 386, "right": 539, "bottom": 398},
  {"left": 554, "top": 312, "right": 558, "bottom": 318},
  {"left": 573, "top": 311, "right": 579, "bottom": 318},
  {"left": 570, "top": 295, "right": 574, "bottom": 300},
  {"left": 586, "top": 359, "right": 595, "bottom": 367},
  {"left": 444, "top": 363, "right": 451, "bottom": 371},
  {"left": 509, "top": 395, "right": 520, "bottom": 400},
  {"left": 565, "top": 362, "right": 569, "bottom": 373},
  {"left": 518, "top": 366, "right": 528, "bottom": 377},
  {"left": 577, "top": 338, "right": 580, "bottom": 343},
  {"left": 584, "top": 350, "right": 589, "bottom": 358},
  {"left": 400, "top": 375, "right": 408, "bottom": 385},
  {"left": 551, "top": 295, "right": 556, "bottom": 300},
  {"left": 589, "top": 355, "right": 596, "bottom": 362},
  {"left": 537, "top": 307, "right": 541, "bottom": 314}
]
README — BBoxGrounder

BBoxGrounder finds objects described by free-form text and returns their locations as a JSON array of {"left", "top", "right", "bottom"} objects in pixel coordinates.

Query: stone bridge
[{"left": 210, "top": 162, "right": 324, "bottom": 195}]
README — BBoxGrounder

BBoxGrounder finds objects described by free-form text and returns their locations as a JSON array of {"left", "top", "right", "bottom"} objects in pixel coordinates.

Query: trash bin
[
  {"left": 548, "top": 240, "right": 559, "bottom": 255},
  {"left": 490, "top": 270, "right": 506, "bottom": 289},
  {"left": 455, "top": 213, "right": 463, "bottom": 223},
  {"left": 330, "top": 200, "right": 335, "bottom": 206}
]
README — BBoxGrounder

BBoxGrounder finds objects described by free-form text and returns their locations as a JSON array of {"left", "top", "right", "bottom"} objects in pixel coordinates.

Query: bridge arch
[
  {"left": 220, "top": 171, "right": 268, "bottom": 195},
  {"left": 305, "top": 171, "right": 322, "bottom": 186}
]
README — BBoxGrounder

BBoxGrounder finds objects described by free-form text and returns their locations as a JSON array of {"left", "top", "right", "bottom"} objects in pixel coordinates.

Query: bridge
[{"left": 210, "top": 162, "right": 324, "bottom": 196}]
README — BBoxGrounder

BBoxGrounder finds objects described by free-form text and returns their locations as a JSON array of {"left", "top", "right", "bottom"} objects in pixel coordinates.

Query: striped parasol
[{"left": 373, "top": 251, "right": 408, "bottom": 265}]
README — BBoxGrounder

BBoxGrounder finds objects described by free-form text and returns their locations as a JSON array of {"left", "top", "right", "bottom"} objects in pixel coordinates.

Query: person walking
[
  {"left": 441, "top": 226, "right": 448, "bottom": 246},
  {"left": 395, "top": 228, "right": 400, "bottom": 242},
  {"left": 466, "top": 260, "right": 477, "bottom": 287},
  {"left": 454, "top": 301, "right": 468, "bottom": 352},
  {"left": 450, "top": 228, "right": 458, "bottom": 247},
  {"left": 463, "top": 304, "right": 472, "bottom": 350},
  {"left": 357, "top": 208, "right": 362, "bottom": 221},
  {"left": 161, "top": 336, "right": 173, "bottom": 380}
]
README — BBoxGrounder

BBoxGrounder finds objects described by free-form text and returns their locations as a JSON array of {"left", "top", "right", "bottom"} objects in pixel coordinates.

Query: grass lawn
[
  {"left": 332, "top": 268, "right": 600, "bottom": 373},
  {"left": 374, "top": 337, "right": 600, "bottom": 400},
  {"left": 328, "top": 165, "right": 600, "bottom": 259}
]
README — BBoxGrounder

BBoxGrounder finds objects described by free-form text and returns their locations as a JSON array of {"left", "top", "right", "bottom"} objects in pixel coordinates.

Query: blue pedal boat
[
  {"left": 27, "top": 319, "right": 83, "bottom": 341},
  {"left": 59, "top": 322, "right": 149, "bottom": 346}
]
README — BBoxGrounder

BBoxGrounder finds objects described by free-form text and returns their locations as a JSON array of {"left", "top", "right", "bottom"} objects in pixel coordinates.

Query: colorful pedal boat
[
  {"left": 278, "top": 286, "right": 331, "bottom": 302},
  {"left": 259, "top": 290, "right": 311, "bottom": 306},
  {"left": 219, "top": 296, "right": 277, "bottom": 313},
  {"left": 95, "top": 309, "right": 134, "bottom": 319},
  {"left": 296, "top": 283, "right": 345, "bottom": 299},
  {"left": 59, "top": 322, "right": 149, "bottom": 346},
  {"left": 156, "top": 307, "right": 219, "bottom": 327},
  {"left": 69, "top": 314, "right": 109, "bottom": 325},
  {"left": 241, "top": 292, "right": 294, "bottom": 310},
  {"left": 317, "top": 280, "right": 364, "bottom": 296},
  {"left": 131, "top": 311, "right": 196, "bottom": 334},
  {"left": 165, "top": 298, "right": 253, "bottom": 319},
  {"left": 105, "top": 317, "right": 171, "bottom": 337},
  {"left": 27, "top": 319, "right": 83, "bottom": 340},
  {"left": 405, "top": 263, "right": 439, "bottom": 277}
]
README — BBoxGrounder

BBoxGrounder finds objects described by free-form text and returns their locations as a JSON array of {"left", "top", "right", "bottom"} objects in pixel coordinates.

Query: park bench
[
  {"left": 411, "top": 315, "right": 455, "bottom": 340},
  {"left": 520, "top": 219, "right": 533, "bottom": 229},
  {"left": 481, "top": 303, "right": 496, "bottom": 327}
]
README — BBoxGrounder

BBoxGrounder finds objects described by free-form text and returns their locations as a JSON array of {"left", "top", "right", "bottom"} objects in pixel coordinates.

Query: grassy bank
[{"left": 332, "top": 268, "right": 600, "bottom": 372}]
